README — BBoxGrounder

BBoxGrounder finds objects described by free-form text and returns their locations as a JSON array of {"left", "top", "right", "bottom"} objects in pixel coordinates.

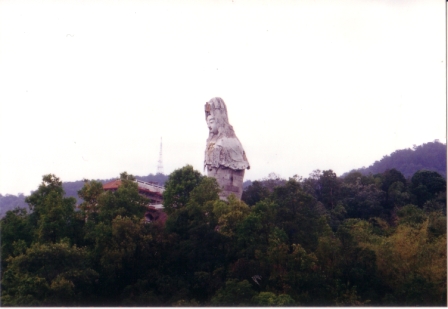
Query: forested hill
[
  {"left": 1, "top": 165, "right": 446, "bottom": 306},
  {"left": 346, "top": 141, "right": 446, "bottom": 179}
]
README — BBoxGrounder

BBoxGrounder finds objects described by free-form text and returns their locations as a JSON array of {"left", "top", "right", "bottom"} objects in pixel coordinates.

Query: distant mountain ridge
[{"left": 345, "top": 140, "right": 446, "bottom": 179}]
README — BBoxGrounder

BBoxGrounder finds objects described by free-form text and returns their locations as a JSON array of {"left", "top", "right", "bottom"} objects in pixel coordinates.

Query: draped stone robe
[{"left": 204, "top": 135, "right": 249, "bottom": 200}]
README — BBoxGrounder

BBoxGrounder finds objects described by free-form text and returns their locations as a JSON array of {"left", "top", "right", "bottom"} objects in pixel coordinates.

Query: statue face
[{"left": 207, "top": 115, "right": 218, "bottom": 134}]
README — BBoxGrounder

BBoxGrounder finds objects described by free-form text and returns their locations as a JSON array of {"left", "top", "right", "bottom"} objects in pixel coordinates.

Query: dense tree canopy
[{"left": 1, "top": 166, "right": 446, "bottom": 306}]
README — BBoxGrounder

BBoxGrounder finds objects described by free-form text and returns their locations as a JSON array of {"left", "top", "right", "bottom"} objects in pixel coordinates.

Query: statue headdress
[{"left": 205, "top": 97, "right": 235, "bottom": 138}]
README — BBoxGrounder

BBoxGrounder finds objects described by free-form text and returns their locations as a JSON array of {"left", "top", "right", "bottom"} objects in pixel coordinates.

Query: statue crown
[{"left": 205, "top": 101, "right": 224, "bottom": 112}]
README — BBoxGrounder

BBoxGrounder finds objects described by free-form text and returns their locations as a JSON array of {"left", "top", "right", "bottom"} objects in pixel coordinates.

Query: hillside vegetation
[{"left": 1, "top": 164, "right": 446, "bottom": 306}]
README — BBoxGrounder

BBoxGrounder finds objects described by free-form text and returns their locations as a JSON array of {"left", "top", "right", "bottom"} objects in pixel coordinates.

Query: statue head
[{"left": 205, "top": 97, "right": 236, "bottom": 140}]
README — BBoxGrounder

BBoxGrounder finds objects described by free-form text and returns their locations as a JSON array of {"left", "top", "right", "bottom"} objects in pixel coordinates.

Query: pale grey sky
[{"left": 0, "top": 0, "right": 446, "bottom": 195}]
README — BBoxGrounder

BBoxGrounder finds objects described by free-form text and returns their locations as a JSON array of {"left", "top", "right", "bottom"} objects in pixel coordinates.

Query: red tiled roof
[
  {"left": 103, "top": 180, "right": 163, "bottom": 197},
  {"left": 103, "top": 179, "right": 122, "bottom": 190},
  {"left": 102, "top": 179, "right": 167, "bottom": 225},
  {"left": 103, "top": 179, "right": 162, "bottom": 198}
]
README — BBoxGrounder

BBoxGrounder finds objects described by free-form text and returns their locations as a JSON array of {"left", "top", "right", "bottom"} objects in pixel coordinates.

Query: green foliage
[
  {"left": 272, "top": 178, "right": 321, "bottom": 251},
  {"left": 343, "top": 171, "right": 364, "bottom": 186},
  {"left": 1, "top": 207, "right": 33, "bottom": 268},
  {"left": 241, "top": 180, "right": 270, "bottom": 206},
  {"left": 380, "top": 168, "right": 406, "bottom": 192},
  {"left": 120, "top": 171, "right": 136, "bottom": 180},
  {"left": 1, "top": 167, "right": 446, "bottom": 306},
  {"left": 340, "top": 180, "right": 385, "bottom": 220},
  {"left": 427, "top": 211, "right": 447, "bottom": 239},
  {"left": 397, "top": 204, "right": 426, "bottom": 227},
  {"left": 329, "top": 202, "right": 347, "bottom": 230},
  {"left": 252, "top": 291, "right": 295, "bottom": 306},
  {"left": 1, "top": 241, "right": 98, "bottom": 306},
  {"left": 96, "top": 177, "right": 149, "bottom": 222},
  {"left": 188, "top": 176, "right": 220, "bottom": 206},
  {"left": 317, "top": 170, "right": 341, "bottom": 210},
  {"left": 25, "top": 174, "right": 64, "bottom": 211},
  {"left": 411, "top": 170, "right": 446, "bottom": 207},
  {"left": 215, "top": 195, "right": 250, "bottom": 238},
  {"left": 387, "top": 181, "right": 410, "bottom": 208},
  {"left": 371, "top": 220, "right": 446, "bottom": 305},
  {"left": 165, "top": 176, "right": 220, "bottom": 237},
  {"left": 210, "top": 279, "right": 256, "bottom": 306},
  {"left": 235, "top": 212, "right": 263, "bottom": 258},
  {"left": 24, "top": 174, "right": 78, "bottom": 244},
  {"left": 162, "top": 165, "right": 203, "bottom": 215},
  {"left": 78, "top": 179, "right": 104, "bottom": 217}
]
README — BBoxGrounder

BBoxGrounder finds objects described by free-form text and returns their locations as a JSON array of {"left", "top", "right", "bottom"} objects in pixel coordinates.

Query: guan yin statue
[{"left": 204, "top": 97, "right": 250, "bottom": 200}]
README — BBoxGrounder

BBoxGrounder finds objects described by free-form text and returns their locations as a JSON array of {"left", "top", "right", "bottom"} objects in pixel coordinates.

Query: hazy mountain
[
  {"left": 345, "top": 140, "right": 446, "bottom": 179},
  {"left": 0, "top": 193, "right": 28, "bottom": 218}
]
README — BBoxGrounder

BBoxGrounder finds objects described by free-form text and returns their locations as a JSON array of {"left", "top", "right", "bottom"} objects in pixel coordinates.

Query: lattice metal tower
[{"left": 157, "top": 137, "right": 164, "bottom": 175}]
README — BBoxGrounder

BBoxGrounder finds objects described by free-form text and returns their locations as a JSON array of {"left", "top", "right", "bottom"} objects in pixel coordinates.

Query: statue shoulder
[
  {"left": 216, "top": 136, "right": 250, "bottom": 170},
  {"left": 217, "top": 136, "right": 242, "bottom": 149}
]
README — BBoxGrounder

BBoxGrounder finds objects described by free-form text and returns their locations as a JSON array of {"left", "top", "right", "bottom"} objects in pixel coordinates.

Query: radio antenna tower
[{"left": 157, "top": 137, "right": 164, "bottom": 175}]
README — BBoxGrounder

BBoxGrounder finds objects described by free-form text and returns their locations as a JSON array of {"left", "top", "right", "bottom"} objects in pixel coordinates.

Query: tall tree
[
  {"left": 78, "top": 179, "right": 104, "bottom": 222},
  {"left": 25, "top": 174, "right": 78, "bottom": 244},
  {"left": 0, "top": 207, "right": 33, "bottom": 269},
  {"left": 162, "top": 165, "right": 203, "bottom": 215},
  {"left": 317, "top": 170, "right": 341, "bottom": 210}
]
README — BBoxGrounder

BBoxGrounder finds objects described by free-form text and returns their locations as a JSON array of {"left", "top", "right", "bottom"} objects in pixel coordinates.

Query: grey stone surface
[{"left": 204, "top": 97, "right": 250, "bottom": 200}]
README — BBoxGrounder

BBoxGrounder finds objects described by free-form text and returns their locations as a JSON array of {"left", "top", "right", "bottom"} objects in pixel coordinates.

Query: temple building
[{"left": 102, "top": 179, "right": 167, "bottom": 224}]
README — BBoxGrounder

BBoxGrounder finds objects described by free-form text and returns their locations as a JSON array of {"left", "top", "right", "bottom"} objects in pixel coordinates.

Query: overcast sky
[{"left": 0, "top": 0, "right": 446, "bottom": 195}]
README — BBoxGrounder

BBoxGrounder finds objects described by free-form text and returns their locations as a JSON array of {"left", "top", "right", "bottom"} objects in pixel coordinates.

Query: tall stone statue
[{"left": 204, "top": 97, "right": 250, "bottom": 200}]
